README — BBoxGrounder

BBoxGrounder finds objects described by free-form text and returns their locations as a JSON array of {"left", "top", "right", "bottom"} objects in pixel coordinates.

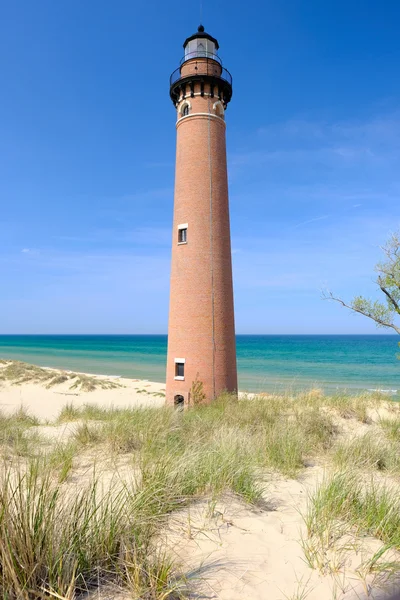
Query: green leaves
[
  {"left": 351, "top": 296, "right": 396, "bottom": 328},
  {"left": 326, "top": 230, "right": 400, "bottom": 335}
]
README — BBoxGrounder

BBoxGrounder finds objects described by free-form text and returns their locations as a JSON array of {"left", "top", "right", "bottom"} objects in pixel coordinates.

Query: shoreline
[
  {"left": 1, "top": 355, "right": 399, "bottom": 399},
  {"left": 35, "top": 363, "right": 400, "bottom": 397},
  {"left": 0, "top": 334, "right": 399, "bottom": 395},
  {"left": 0, "top": 358, "right": 399, "bottom": 421}
]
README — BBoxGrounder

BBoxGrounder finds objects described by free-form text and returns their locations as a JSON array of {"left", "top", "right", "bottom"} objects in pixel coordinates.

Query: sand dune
[{"left": 1, "top": 360, "right": 400, "bottom": 599}]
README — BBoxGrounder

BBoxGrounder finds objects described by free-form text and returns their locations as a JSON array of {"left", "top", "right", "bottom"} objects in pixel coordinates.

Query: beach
[
  {"left": 0, "top": 364, "right": 166, "bottom": 420},
  {"left": 1, "top": 358, "right": 400, "bottom": 599}
]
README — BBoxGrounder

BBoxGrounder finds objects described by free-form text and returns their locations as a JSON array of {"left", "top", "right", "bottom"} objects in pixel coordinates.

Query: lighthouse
[{"left": 166, "top": 25, "right": 237, "bottom": 407}]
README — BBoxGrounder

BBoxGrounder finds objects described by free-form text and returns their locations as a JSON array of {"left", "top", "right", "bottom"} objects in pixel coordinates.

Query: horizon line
[{"left": 0, "top": 333, "right": 397, "bottom": 337}]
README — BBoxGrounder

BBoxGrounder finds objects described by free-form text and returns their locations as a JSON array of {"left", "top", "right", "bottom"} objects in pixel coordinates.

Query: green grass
[
  {"left": 0, "top": 407, "right": 42, "bottom": 457},
  {"left": 64, "top": 397, "right": 338, "bottom": 480},
  {"left": 56, "top": 392, "right": 391, "bottom": 481},
  {"left": 56, "top": 402, "right": 131, "bottom": 423},
  {"left": 0, "top": 360, "right": 123, "bottom": 392},
  {"left": 56, "top": 402, "right": 82, "bottom": 422},
  {"left": 300, "top": 471, "right": 400, "bottom": 582},
  {"left": 69, "top": 374, "right": 122, "bottom": 392},
  {"left": 0, "top": 406, "right": 39, "bottom": 428},
  {"left": 72, "top": 422, "right": 102, "bottom": 446},
  {"left": 333, "top": 432, "right": 400, "bottom": 473},
  {"left": 43, "top": 442, "right": 78, "bottom": 483},
  {"left": 0, "top": 460, "right": 188, "bottom": 599},
  {"left": 379, "top": 415, "right": 400, "bottom": 442},
  {"left": 302, "top": 472, "right": 400, "bottom": 555},
  {"left": 282, "top": 388, "right": 381, "bottom": 420}
]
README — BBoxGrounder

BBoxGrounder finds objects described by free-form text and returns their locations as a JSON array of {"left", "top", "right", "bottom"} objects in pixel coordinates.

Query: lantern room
[
  {"left": 169, "top": 25, "right": 232, "bottom": 106},
  {"left": 183, "top": 25, "right": 220, "bottom": 63}
]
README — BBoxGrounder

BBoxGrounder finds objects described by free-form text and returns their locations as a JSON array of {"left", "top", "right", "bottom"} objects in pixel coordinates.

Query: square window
[
  {"left": 175, "top": 362, "right": 185, "bottom": 378},
  {"left": 178, "top": 228, "right": 187, "bottom": 243}
]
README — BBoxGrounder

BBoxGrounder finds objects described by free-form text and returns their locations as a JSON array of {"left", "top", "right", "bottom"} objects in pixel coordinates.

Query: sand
[
  {"left": 1, "top": 361, "right": 399, "bottom": 599},
  {"left": 0, "top": 369, "right": 165, "bottom": 420}
]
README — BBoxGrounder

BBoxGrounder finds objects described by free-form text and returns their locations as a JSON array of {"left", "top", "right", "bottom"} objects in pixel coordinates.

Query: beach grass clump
[
  {"left": 256, "top": 408, "right": 336, "bottom": 477},
  {"left": 140, "top": 428, "right": 263, "bottom": 505},
  {"left": 333, "top": 433, "right": 400, "bottom": 473},
  {"left": 379, "top": 416, "right": 400, "bottom": 442},
  {"left": 43, "top": 442, "right": 78, "bottom": 483},
  {"left": 301, "top": 472, "right": 400, "bottom": 581},
  {"left": 0, "top": 408, "right": 42, "bottom": 457},
  {"left": 0, "top": 459, "right": 188, "bottom": 599},
  {"left": 324, "top": 393, "right": 373, "bottom": 422},
  {"left": 0, "top": 406, "right": 40, "bottom": 428},
  {"left": 0, "top": 360, "right": 123, "bottom": 393},
  {"left": 56, "top": 402, "right": 120, "bottom": 423},
  {"left": 294, "top": 406, "right": 337, "bottom": 450},
  {"left": 69, "top": 374, "right": 121, "bottom": 392},
  {"left": 0, "top": 361, "right": 70, "bottom": 389},
  {"left": 0, "top": 360, "right": 57, "bottom": 385},
  {"left": 101, "top": 417, "right": 145, "bottom": 454},
  {"left": 293, "top": 390, "right": 389, "bottom": 423},
  {"left": 72, "top": 422, "right": 103, "bottom": 446},
  {"left": 56, "top": 402, "right": 82, "bottom": 423},
  {"left": 88, "top": 407, "right": 174, "bottom": 454},
  {"left": 122, "top": 546, "right": 187, "bottom": 600},
  {"left": 0, "top": 427, "right": 40, "bottom": 458},
  {"left": 303, "top": 472, "right": 400, "bottom": 553},
  {"left": 56, "top": 402, "right": 140, "bottom": 424},
  {"left": 100, "top": 414, "right": 151, "bottom": 454},
  {"left": 143, "top": 399, "right": 294, "bottom": 480},
  {"left": 261, "top": 424, "right": 305, "bottom": 477}
]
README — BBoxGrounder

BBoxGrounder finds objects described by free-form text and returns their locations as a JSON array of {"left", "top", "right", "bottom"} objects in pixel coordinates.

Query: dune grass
[
  {"left": 0, "top": 360, "right": 122, "bottom": 392},
  {"left": 379, "top": 415, "right": 400, "bottom": 442},
  {"left": 301, "top": 472, "right": 400, "bottom": 581},
  {"left": 63, "top": 396, "right": 338, "bottom": 479},
  {"left": 333, "top": 432, "right": 400, "bottom": 474},
  {"left": 0, "top": 407, "right": 42, "bottom": 457},
  {"left": 0, "top": 460, "right": 188, "bottom": 599},
  {"left": 43, "top": 442, "right": 78, "bottom": 483},
  {"left": 1, "top": 386, "right": 399, "bottom": 597}
]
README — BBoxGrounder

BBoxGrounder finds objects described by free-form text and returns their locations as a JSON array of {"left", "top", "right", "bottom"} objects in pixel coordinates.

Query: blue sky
[{"left": 1, "top": 0, "right": 399, "bottom": 334}]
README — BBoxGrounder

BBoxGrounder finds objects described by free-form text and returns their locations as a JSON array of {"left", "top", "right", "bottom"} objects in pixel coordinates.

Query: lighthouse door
[{"left": 174, "top": 395, "right": 184, "bottom": 410}]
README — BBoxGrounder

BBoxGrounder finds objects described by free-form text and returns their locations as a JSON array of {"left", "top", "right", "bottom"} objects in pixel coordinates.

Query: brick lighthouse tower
[{"left": 166, "top": 25, "right": 237, "bottom": 407}]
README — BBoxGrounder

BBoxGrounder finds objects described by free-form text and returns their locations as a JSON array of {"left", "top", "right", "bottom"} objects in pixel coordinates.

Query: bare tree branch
[
  {"left": 323, "top": 231, "right": 400, "bottom": 340},
  {"left": 323, "top": 291, "right": 400, "bottom": 335},
  {"left": 378, "top": 281, "right": 400, "bottom": 315}
]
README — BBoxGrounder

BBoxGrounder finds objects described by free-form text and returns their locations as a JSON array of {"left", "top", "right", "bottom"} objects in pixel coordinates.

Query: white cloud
[
  {"left": 292, "top": 214, "right": 331, "bottom": 229},
  {"left": 232, "top": 113, "right": 400, "bottom": 172},
  {"left": 21, "top": 248, "right": 40, "bottom": 255}
]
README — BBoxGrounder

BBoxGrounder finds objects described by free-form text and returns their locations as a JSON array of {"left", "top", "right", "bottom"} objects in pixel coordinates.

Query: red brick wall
[
  {"left": 180, "top": 57, "right": 222, "bottom": 79},
  {"left": 165, "top": 87, "right": 237, "bottom": 406}
]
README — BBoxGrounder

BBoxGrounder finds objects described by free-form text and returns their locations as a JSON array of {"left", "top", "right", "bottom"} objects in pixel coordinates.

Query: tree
[{"left": 324, "top": 231, "right": 400, "bottom": 336}]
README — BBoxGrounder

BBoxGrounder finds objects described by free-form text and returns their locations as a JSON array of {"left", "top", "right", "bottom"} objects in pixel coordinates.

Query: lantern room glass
[{"left": 184, "top": 38, "right": 216, "bottom": 60}]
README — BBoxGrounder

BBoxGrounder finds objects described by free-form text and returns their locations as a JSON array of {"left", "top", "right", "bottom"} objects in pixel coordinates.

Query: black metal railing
[
  {"left": 170, "top": 61, "right": 232, "bottom": 88},
  {"left": 180, "top": 51, "right": 222, "bottom": 65}
]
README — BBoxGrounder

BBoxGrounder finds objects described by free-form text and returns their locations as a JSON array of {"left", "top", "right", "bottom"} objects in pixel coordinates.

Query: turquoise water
[{"left": 0, "top": 335, "right": 398, "bottom": 396}]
